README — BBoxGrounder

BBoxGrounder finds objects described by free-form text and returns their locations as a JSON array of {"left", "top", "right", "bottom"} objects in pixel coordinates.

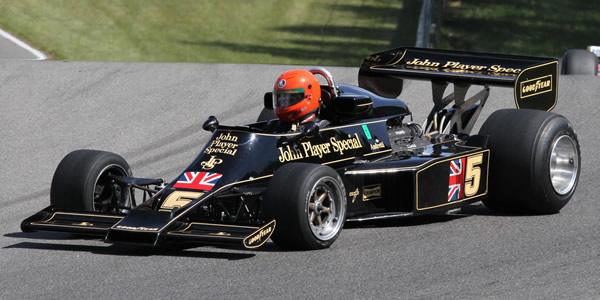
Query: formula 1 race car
[{"left": 22, "top": 47, "right": 581, "bottom": 250}]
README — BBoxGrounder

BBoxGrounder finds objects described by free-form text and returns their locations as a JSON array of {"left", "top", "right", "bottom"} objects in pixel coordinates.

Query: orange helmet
[{"left": 273, "top": 69, "right": 321, "bottom": 123}]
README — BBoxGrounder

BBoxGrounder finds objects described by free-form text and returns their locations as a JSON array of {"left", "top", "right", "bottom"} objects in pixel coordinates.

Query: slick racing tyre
[
  {"left": 479, "top": 109, "right": 580, "bottom": 214},
  {"left": 51, "top": 149, "right": 132, "bottom": 212},
  {"left": 263, "top": 163, "right": 346, "bottom": 250},
  {"left": 561, "top": 49, "right": 598, "bottom": 75}
]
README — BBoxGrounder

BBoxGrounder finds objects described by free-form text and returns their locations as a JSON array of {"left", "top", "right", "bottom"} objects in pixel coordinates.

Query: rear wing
[{"left": 359, "top": 47, "right": 558, "bottom": 111}]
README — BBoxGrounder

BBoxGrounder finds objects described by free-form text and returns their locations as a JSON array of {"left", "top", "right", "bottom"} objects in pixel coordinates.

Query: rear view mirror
[{"left": 203, "top": 116, "right": 219, "bottom": 132}]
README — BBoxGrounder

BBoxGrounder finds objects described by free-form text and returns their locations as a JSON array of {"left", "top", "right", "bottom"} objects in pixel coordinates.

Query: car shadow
[
  {"left": 344, "top": 202, "right": 537, "bottom": 229},
  {"left": 344, "top": 213, "right": 467, "bottom": 229},
  {"left": 3, "top": 232, "right": 259, "bottom": 259},
  {"left": 457, "top": 202, "right": 549, "bottom": 217},
  {"left": 5, "top": 231, "right": 98, "bottom": 240},
  {"left": 7, "top": 203, "right": 538, "bottom": 256}
]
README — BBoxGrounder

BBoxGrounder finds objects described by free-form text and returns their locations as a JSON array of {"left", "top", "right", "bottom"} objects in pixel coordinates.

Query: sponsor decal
[
  {"left": 362, "top": 124, "right": 372, "bottom": 139},
  {"left": 406, "top": 58, "right": 443, "bottom": 68},
  {"left": 349, "top": 188, "right": 360, "bottom": 203},
  {"left": 173, "top": 172, "right": 222, "bottom": 191},
  {"left": 363, "top": 184, "right": 382, "bottom": 201},
  {"left": 278, "top": 79, "right": 286, "bottom": 88},
  {"left": 366, "top": 55, "right": 382, "bottom": 62},
  {"left": 278, "top": 133, "right": 363, "bottom": 162},
  {"left": 278, "top": 145, "right": 304, "bottom": 162},
  {"left": 520, "top": 75, "right": 552, "bottom": 99},
  {"left": 370, "top": 141, "right": 386, "bottom": 150},
  {"left": 116, "top": 225, "right": 160, "bottom": 231},
  {"left": 200, "top": 155, "right": 223, "bottom": 170},
  {"left": 204, "top": 132, "right": 239, "bottom": 156},
  {"left": 448, "top": 158, "right": 466, "bottom": 202},
  {"left": 404, "top": 57, "right": 521, "bottom": 74},
  {"left": 243, "top": 220, "right": 276, "bottom": 248}
]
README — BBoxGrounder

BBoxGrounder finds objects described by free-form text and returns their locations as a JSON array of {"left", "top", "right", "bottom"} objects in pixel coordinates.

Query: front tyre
[
  {"left": 51, "top": 149, "right": 132, "bottom": 212},
  {"left": 263, "top": 163, "right": 346, "bottom": 250},
  {"left": 479, "top": 109, "right": 580, "bottom": 214}
]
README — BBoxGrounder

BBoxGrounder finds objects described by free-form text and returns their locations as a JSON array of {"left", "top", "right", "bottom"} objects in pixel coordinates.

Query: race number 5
[
  {"left": 464, "top": 154, "right": 483, "bottom": 197},
  {"left": 160, "top": 191, "right": 203, "bottom": 211}
]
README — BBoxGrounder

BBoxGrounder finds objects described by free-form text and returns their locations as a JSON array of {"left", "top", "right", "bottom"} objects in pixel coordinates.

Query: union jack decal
[
  {"left": 448, "top": 158, "right": 465, "bottom": 202},
  {"left": 173, "top": 171, "right": 222, "bottom": 191}
]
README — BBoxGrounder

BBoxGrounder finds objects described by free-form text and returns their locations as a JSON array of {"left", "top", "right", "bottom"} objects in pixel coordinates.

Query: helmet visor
[{"left": 273, "top": 88, "right": 305, "bottom": 109}]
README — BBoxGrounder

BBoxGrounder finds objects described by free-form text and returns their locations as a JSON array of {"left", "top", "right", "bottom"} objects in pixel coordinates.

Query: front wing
[{"left": 21, "top": 207, "right": 276, "bottom": 249}]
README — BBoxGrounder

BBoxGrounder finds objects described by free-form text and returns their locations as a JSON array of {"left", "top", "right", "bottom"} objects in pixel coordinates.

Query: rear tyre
[
  {"left": 479, "top": 109, "right": 580, "bottom": 214},
  {"left": 263, "top": 163, "right": 346, "bottom": 250},
  {"left": 51, "top": 149, "right": 132, "bottom": 212},
  {"left": 561, "top": 49, "right": 598, "bottom": 75}
]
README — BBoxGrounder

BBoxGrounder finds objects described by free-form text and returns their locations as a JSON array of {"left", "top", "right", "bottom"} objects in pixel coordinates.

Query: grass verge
[
  {"left": 438, "top": 0, "right": 600, "bottom": 57},
  {"left": 0, "top": 0, "right": 421, "bottom": 66}
]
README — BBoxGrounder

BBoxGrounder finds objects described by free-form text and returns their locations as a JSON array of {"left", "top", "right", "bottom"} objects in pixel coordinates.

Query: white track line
[{"left": 0, "top": 28, "right": 47, "bottom": 60}]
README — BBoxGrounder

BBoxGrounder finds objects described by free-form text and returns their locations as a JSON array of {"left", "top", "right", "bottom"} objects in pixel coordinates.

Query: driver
[{"left": 272, "top": 69, "right": 329, "bottom": 129}]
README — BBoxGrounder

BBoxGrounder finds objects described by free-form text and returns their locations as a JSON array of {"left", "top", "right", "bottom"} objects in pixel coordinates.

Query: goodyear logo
[
  {"left": 115, "top": 225, "right": 160, "bottom": 231},
  {"left": 243, "top": 220, "right": 276, "bottom": 248},
  {"left": 520, "top": 75, "right": 552, "bottom": 99}
]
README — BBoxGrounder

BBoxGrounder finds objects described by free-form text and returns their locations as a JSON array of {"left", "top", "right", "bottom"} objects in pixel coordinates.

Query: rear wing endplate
[{"left": 359, "top": 47, "right": 558, "bottom": 111}]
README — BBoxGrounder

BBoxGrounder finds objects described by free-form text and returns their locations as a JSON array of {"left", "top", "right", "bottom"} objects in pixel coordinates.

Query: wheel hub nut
[{"left": 314, "top": 201, "right": 323, "bottom": 213}]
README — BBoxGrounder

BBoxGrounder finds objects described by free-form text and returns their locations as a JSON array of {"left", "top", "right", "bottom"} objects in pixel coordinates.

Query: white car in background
[{"left": 587, "top": 45, "right": 600, "bottom": 75}]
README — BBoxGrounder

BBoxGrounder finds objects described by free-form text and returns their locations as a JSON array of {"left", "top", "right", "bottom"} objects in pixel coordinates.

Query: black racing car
[{"left": 22, "top": 47, "right": 581, "bottom": 250}]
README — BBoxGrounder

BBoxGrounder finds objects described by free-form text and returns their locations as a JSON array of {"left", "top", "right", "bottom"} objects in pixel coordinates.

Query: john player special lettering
[
  {"left": 204, "top": 132, "right": 239, "bottom": 156},
  {"left": 278, "top": 133, "right": 363, "bottom": 162},
  {"left": 405, "top": 58, "right": 522, "bottom": 74}
]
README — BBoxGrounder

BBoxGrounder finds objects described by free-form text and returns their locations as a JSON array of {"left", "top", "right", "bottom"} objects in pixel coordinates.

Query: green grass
[
  {"left": 0, "top": 0, "right": 421, "bottom": 66},
  {"left": 439, "top": 0, "right": 600, "bottom": 57}
]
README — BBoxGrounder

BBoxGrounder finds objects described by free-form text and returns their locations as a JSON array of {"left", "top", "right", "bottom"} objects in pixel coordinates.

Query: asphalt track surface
[{"left": 0, "top": 61, "right": 598, "bottom": 299}]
